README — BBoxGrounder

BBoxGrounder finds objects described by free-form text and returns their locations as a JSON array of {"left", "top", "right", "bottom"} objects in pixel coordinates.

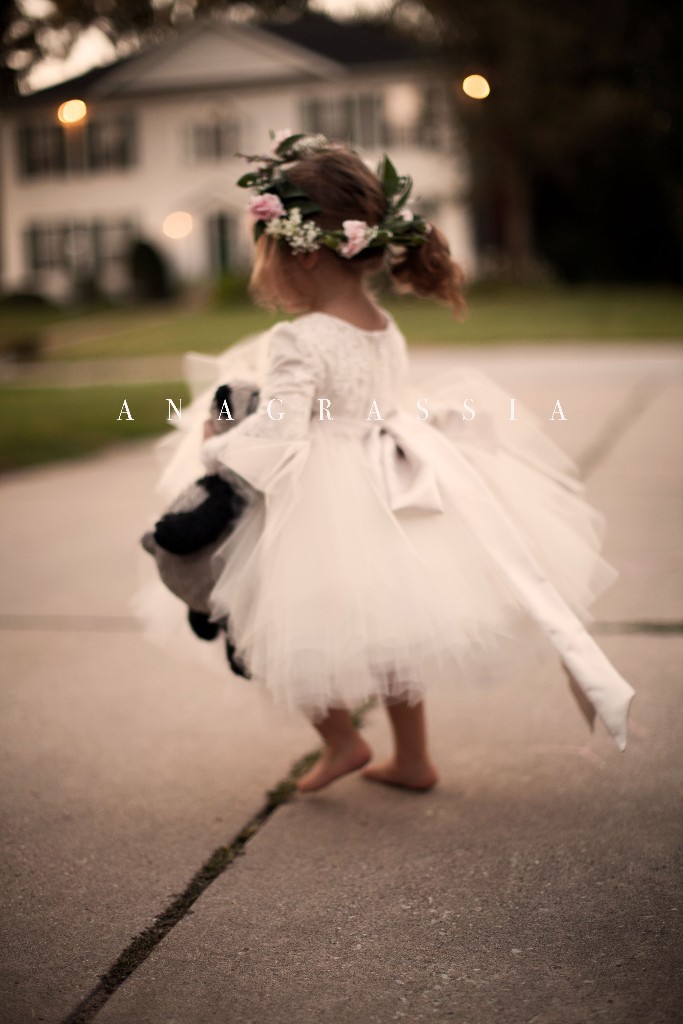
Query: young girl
[{"left": 152, "top": 133, "right": 634, "bottom": 794}]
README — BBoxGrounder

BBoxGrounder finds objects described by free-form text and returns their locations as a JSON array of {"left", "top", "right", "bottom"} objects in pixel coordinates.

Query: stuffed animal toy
[{"left": 141, "top": 381, "right": 259, "bottom": 678}]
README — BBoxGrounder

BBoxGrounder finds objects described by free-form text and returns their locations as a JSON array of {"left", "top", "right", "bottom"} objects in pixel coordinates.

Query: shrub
[
  {"left": 129, "top": 240, "right": 174, "bottom": 301},
  {"left": 212, "top": 271, "right": 250, "bottom": 305}
]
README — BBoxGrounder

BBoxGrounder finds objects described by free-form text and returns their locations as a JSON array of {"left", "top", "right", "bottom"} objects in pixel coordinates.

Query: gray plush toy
[{"left": 141, "top": 381, "right": 259, "bottom": 678}]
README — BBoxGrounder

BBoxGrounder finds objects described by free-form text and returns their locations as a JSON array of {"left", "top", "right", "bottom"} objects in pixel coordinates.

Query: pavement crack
[
  {"left": 58, "top": 762, "right": 310, "bottom": 1023},
  {"left": 59, "top": 697, "right": 376, "bottom": 1024},
  {"left": 592, "top": 620, "right": 683, "bottom": 635}
]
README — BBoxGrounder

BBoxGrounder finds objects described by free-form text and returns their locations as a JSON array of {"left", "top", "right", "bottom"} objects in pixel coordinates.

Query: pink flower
[
  {"left": 339, "top": 220, "right": 370, "bottom": 258},
  {"left": 248, "top": 194, "right": 286, "bottom": 221}
]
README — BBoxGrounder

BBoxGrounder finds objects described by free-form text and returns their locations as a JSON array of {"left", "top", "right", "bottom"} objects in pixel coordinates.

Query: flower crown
[{"left": 236, "top": 131, "right": 431, "bottom": 258}]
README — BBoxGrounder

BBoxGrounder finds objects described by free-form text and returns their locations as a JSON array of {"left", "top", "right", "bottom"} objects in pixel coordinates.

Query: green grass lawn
[
  {"left": 0, "top": 381, "right": 188, "bottom": 472},
  {"left": 392, "top": 285, "right": 683, "bottom": 345},
  {"left": 46, "top": 304, "right": 281, "bottom": 360},
  {"left": 2, "top": 284, "right": 681, "bottom": 364}
]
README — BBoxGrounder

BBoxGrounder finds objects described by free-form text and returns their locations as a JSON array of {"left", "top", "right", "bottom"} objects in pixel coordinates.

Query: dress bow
[{"left": 364, "top": 415, "right": 444, "bottom": 514}]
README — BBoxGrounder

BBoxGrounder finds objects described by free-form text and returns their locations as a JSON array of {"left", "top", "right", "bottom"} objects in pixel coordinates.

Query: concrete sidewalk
[{"left": 1, "top": 344, "right": 681, "bottom": 1024}]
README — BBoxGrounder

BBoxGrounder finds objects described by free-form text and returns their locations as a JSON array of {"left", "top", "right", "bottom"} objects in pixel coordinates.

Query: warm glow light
[
  {"left": 57, "top": 99, "right": 87, "bottom": 124},
  {"left": 462, "top": 75, "right": 491, "bottom": 100},
  {"left": 385, "top": 83, "right": 423, "bottom": 129},
  {"left": 162, "top": 211, "right": 193, "bottom": 239}
]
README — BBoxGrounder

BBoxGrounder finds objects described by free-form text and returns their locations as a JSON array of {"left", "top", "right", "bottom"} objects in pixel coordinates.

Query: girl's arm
[{"left": 200, "top": 322, "right": 320, "bottom": 490}]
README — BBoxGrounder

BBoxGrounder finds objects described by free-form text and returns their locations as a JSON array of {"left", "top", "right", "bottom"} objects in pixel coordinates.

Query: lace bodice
[{"left": 203, "top": 310, "right": 410, "bottom": 465}]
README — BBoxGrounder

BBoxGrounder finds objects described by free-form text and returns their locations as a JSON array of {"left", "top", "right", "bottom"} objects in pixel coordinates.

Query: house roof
[
  {"left": 264, "top": 13, "right": 424, "bottom": 66},
  {"left": 4, "top": 14, "right": 436, "bottom": 109}
]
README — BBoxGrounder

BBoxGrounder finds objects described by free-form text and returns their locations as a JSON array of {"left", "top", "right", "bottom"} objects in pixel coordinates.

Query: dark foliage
[{"left": 394, "top": 0, "right": 683, "bottom": 282}]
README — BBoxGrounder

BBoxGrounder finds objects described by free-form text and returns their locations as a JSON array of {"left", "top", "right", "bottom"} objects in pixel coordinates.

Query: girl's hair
[
  {"left": 390, "top": 225, "right": 466, "bottom": 316},
  {"left": 249, "top": 146, "right": 466, "bottom": 316}
]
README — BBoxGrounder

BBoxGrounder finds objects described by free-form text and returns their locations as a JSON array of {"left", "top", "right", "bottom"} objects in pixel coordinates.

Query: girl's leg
[
  {"left": 362, "top": 698, "right": 438, "bottom": 790},
  {"left": 297, "top": 707, "right": 372, "bottom": 793}
]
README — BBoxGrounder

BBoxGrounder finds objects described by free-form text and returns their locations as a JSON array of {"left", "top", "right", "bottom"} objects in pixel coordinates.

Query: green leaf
[
  {"left": 275, "top": 133, "right": 306, "bottom": 156},
  {"left": 236, "top": 172, "right": 258, "bottom": 188},
  {"left": 254, "top": 221, "right": 265, "bottom": 240},
  {"left": 378, "top": 155, "right": 399, "bottom": 198},
  {"left": 276, "top": 179, "right": 309, "bottom": 200},
  {"left": 295, "top": 200, "right": 322, "bottom": 216}
]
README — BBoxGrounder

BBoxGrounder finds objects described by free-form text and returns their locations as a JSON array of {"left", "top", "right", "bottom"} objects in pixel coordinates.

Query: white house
[{"left": 0, "top": 14, "right": 476, "bottom": 301}]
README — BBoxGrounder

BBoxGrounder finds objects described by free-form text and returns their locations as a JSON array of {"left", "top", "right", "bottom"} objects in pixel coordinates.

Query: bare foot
[
  {"left": 297, "top": 736, "right": 372, "bottom": 793},
  {"left": 361, "top": 757, "right": 438, "bottom": 791}
]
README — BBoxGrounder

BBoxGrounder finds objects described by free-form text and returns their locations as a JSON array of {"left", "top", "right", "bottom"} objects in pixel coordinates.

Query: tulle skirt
[
  {"left": 135, "top": 339, "right": 633, "bottom": 748},
  {"left": 205, "top": 407, "right": 617, "bottom": 719}
]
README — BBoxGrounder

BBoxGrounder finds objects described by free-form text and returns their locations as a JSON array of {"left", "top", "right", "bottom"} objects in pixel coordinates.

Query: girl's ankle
[
  {"left": 394, "top": 753, "right": 433, "bottom": 769},
  {"left": 328, "top": 732, "right": 367, "bottom": 753}
]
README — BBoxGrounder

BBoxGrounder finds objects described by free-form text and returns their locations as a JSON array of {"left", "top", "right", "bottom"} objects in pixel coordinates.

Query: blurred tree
[
  {"left": 393, "top": 0, "right": 683, "bottom": 282},
  {"left": 0, "top": 0, "right": 307, "bottom": 97},
  {"left": 0, "top": 0, "right": 160, "bottom": 96}
]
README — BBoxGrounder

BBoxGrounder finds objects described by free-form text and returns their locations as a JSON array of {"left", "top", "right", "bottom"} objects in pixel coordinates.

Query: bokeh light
[
  {"left": 462, "top": 75, "right": 491, "bottom": 100},
  {"left": 57, "top": 99, "right": 87, "bottom": 124},
  {"left": 162, "top": 211, "right": 193, "bottom": 239}
]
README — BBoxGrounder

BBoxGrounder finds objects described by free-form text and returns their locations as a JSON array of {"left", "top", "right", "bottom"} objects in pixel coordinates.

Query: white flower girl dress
[{"left": 143, "top": 310, "right": 634, "bottom": 749}]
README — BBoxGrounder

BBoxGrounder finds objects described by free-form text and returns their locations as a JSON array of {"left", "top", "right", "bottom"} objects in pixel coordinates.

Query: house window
[
  {"left": 302, "top": 87, "right": 450, "bottom": 151},
  {"left": 17, "top": 124, "right": 67, "bottom": 177},
  {"left": 415, "top": 85, "right": 452, "bottom": 150},
  {"left": 192, "top": 119, "right": 240, "bottom": 161},
  {"left": 207, "top": 212, "right": 238, "bottom": 273},
  {"left": 301, "top": 94, "right": 388, "bottom": 148},
  {"left": 91, "top": 220, "right": 135, "bottom": 272},
  {"left": 87, "top": 117, "right": 135, "bottom": 170},
  {"left": 25, "top": 223, "right": 70, "bottom": 270},
  {"left": 25, "top": 219, "right": 134, "bottom": 274},
  {"left": 17, "top": 116, "right": 136, "bottom": 178}
]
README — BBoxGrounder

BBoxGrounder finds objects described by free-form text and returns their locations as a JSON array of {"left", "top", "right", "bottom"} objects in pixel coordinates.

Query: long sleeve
[{"left": 201, "top": 322, "right": 320, "bottom": 495}]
